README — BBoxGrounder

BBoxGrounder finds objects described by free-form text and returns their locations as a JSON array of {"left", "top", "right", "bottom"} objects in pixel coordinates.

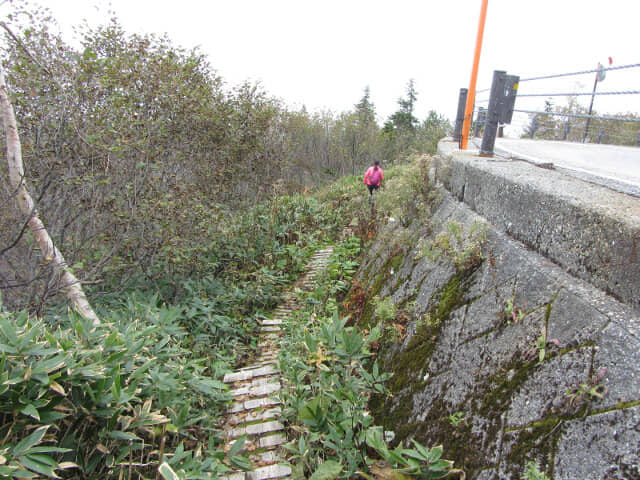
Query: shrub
[{"left": 0, "top": 300, "right": 238, "bottom": 479}]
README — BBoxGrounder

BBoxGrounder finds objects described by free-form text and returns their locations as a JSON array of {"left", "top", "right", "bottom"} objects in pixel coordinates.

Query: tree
[
  {"left": 522, "top": 99, "right": 558, "bottom": 140},
  {"left": 342, "top": 86, "right": 380, "bottom": 174},
  {"left": 389, "top": 79, "right": 419, "bottom": 132},
  {"left": 381, "top": 79, "right": 420, "bottom": 161},
  {"left": 355, "top": 85, "right": 376, "bottom": 126},
  {"left": 0, "top": 68, "right": 100, "bottom": 324},
  {"left": 418, "top": 110, "right": 452, "bottom": 154}
]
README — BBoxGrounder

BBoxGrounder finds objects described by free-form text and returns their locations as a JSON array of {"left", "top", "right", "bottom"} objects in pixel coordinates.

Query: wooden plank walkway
[{"left": 220, "top": 248, "right": 334, "bottom": 480}]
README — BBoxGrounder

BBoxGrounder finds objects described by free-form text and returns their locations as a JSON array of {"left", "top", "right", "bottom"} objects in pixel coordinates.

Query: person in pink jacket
[{"left": 363, "top": 161, "right": 384, "bottom": 196}]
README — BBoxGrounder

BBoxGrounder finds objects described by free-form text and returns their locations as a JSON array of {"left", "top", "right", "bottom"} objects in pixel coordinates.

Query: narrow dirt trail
[{"left": 220, "top": 248, "right": 334, "bottom": 480}]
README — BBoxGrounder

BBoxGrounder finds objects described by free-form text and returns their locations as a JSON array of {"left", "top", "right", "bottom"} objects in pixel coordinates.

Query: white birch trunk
[{"left": 0, "top": 69, "right": 100, "bottom": 325}]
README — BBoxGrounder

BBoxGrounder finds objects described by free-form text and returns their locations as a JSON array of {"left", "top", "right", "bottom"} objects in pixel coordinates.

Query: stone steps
[{"left": 220, "top": 247, "right": 333, "bottom": 480}]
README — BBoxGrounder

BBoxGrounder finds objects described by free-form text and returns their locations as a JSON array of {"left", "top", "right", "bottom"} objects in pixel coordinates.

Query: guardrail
[{"left": 454, "top": 63, "right": 640, "bottom": 155}]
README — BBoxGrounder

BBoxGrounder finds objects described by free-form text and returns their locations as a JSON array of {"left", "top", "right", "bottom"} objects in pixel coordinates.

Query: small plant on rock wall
[
  {"left": 448, "top": 411, "right": 467, "bottom": 427},
  {"left": 374, "top": 296, "right": 410, "bottom": 343},
  {"left": 523, "top": 326, "right": 560, "bottom": 363},
  {"left": 384, "top": 319, "right": 408, "bottom": 343},
  {"left": 563, "top": 368, "right": 608, "bottom": 415},
  {"left": 498, "top": 298, "right": 526, "bottom": 328},
  {"left": 417, "top": 220, "right": 487, "bottom": 273},
  {"left": 522, "top": 461, "right": 551, "bottom": 480},
  {"left": 373, "top": 296, "right": 397, "bottom": 323}
]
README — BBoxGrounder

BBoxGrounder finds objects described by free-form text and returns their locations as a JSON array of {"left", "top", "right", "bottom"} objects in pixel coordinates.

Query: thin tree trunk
[{"left": 0, "top": 69, "right": 100, "bottom": 325}]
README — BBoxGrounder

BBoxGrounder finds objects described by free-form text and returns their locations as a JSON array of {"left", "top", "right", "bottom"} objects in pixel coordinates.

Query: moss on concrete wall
[{"left": 352, "top": 186, "right": 640, "bottom": 479}]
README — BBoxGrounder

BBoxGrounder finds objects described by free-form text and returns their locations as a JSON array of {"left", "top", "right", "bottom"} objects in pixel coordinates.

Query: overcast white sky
[{"left": 22, "top": 1, "right": 640, "bottom": 125}]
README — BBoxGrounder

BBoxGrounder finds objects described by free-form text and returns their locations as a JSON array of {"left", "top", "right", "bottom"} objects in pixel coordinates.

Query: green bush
[{"left": 0, "top": 300, "right": 239, "bottom": 479}]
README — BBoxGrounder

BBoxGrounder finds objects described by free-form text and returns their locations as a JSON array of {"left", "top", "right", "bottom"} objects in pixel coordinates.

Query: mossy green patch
[
  {"left": 374, "top": 333, "right": 544, "bottom": 478},
  {"left": 477, "top": 359, "right": 536, "bottom": 418},
  {"left": 369, "top": 265, "right": 478, "bottom": 441},
  {"left": 358, "top": 247, "right": 405, "bottom": 330},
  {"left": 389, "top": 277, "right": 457, "bottom": 392},
  {"left": 504, "top": 416, "right": 563, "bottom": 479}
]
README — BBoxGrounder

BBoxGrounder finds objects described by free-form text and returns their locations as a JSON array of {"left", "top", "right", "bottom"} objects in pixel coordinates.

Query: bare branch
[{"left": 0, "top": 210, "right": 32, "bottom": 258}]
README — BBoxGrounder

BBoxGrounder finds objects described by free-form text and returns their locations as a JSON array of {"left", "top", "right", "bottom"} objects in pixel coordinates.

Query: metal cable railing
[
  {"left": 516, "top": 90, "right": 640, "bottom": 98},
  {"left": 455, "top": 62, "right": 640, "bottom": 153},
  {"left": 513, "top": 109, "right": 640, "bottom": 123},
  {"left": 518, "top": 63, "right": 640, "bottom": 83}
]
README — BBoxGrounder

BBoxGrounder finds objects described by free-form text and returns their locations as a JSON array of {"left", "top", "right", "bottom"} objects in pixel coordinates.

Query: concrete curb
[{"left": 437, "top": 138, "right": 640, "bottom": 311}]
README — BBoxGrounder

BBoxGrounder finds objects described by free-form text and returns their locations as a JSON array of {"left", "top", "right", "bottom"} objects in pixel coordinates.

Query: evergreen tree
[
  {"left": 381, "top": 79, "right": 420, "bottom": 161},
  {"left": 389, "top": 79, "right": 419, "bottom": 132},
  {"left": 355, "top": 85, "right": 376, "bottom": 126}
]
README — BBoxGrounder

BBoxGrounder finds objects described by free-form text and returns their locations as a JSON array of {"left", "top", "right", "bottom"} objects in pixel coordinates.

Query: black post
[
  {"left": 637, "top": 130, "right": 640, "bottom": 147},
  {"left": 583, "top": 74, "right": 599, "bottom": 143},
  {"left": 563, "top": 121, "right": 570, "bottom": 141},
  {"left": 529, "top": 118, "right": 538, "bottom": 139},
  {"left": 453, "top": 88, "right": 468, "bottom": 143},
  {"left": 597, "top": 127, "right": 604, "bottom": 144},
  {"left": 480, "top": 70, "right": 506, "bottom": 156},
  {"left": 474, "top": 107, "right": 487, "bottom": 137}
]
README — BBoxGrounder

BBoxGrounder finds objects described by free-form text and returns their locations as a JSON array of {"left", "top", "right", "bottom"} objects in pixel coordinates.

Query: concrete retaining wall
[
  {"left": 354, "top": 147, "right": 640, "bottom": 478},
  {"left": 437, "top": 139, "right": 640, "bottom": 312}
]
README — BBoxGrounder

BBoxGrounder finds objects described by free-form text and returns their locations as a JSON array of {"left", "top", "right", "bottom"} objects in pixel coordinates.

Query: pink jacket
[{"left": 363, "top": 166, "right": 384, "bottom": 186}]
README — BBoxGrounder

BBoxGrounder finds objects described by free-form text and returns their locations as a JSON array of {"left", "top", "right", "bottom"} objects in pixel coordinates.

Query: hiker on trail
[{"left": 363, "top": 161, "right": 384, "bottom": 195}]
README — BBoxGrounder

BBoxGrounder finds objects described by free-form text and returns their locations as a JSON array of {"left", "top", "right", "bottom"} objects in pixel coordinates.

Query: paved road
[{"left": 473, "top": 138, "right": 640, "bottom": 197}]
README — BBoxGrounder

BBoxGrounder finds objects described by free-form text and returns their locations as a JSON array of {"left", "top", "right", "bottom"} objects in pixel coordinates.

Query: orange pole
[{"left": 460, "top": 0, "right": 488, "bottom": 150}]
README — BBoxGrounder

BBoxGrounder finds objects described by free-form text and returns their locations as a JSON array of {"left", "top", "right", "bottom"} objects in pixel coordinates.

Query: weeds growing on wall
[{"left": 417, "top": 220, "right": 487, "bottom": 273}]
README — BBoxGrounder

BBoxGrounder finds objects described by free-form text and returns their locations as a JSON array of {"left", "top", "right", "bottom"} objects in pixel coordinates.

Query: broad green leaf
[
  {"left": 8, "top": 468, "right": 37, "bottom": 478},
  {"left": 388, "top": 446, "right": 410, "bottom": 467},
  {"left": 403, "top": 449, "right": 429, "bottom": 461},
  {"left": 297, "top": 396, "right": 325, "bottom": 428},
  {"left": 26, "top": 447, "right": 71, "bottom": 454},
  {"left": 410, "top": 439, "right": 433, "bottom": 460},
  {"left": 158, "top": 462, "right": 181, "bottom": 480},
  {"left": 20, "top": 454, "right": 60, "bottom": 478},
  {"left": 365, "top": 427, "right": 388, "bottom": 455},
  {"left": 229, "top": 455, "right": 251, "bottom": 471},
  {"left": 429, "top": 459, "right": 453, "bottom": 472},
  {"left": 108, "top": 430, "right": 141, "bottom": 441},
  {"left": 0, "top": 317, "right": 18, "bottom": 344},
  {"left": 228, "top": 435, "right": 246, "bottom": 457},
  {"left": 0, "top": 343, "right": 17, "bottom": 354},
  {"left": 39, "top": 410, "right": 68, "bottom": 423},
  {"left": 20, "top": 404, "right": 40, "bottom": 421},
  {"left": 12, "top": 426, "right": 48, "bottom": 457},
  {"left": 309, "top": 460, "right": 343, "bottom": 480},
  {"left": 427, "top": 445, "right": 443, "bottom": 463}
]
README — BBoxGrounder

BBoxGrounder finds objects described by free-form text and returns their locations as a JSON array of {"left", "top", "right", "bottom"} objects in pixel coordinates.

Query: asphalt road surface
[{"left": 475, "top": 138, "right": 640, "bottom": 197}]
